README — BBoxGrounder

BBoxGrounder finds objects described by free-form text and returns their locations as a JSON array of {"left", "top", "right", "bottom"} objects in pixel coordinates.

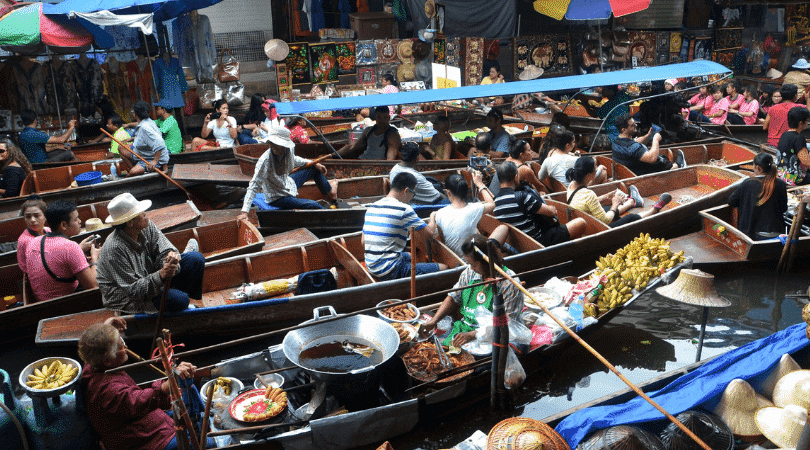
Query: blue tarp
[
  {"left": 44, "top": 0, "right": 223, "bottom": 23},
  {"left": 275, "top": 60, "right": 731, "bottom": 115},
  {"left": 555, "top": 323, "right": 810, "bottom": 448}
]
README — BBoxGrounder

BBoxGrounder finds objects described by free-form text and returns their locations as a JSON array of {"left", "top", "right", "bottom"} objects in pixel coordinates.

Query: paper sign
[{"left": 431, "top": 63, "right": 461, "bottom": 89}]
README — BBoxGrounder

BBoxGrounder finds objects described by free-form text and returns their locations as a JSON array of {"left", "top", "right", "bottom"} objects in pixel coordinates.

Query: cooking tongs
[{"left": 432, "top": 334, "right": 454, "bottom": 370}]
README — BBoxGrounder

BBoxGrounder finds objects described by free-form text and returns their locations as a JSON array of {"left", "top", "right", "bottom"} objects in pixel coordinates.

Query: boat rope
[{"left": 151, "top": 337, "right": 185, "bottom": 372}]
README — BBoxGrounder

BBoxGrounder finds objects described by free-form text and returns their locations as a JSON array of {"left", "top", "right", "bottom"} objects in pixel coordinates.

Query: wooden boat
[
  {"left": 535, "top": 156, "right": 637, "bottom": 193},
  {"left": 142, "top": 259, "right": 690, "bottom": 449},
  {"left": 0, "top": 200, "right": 202, "bottom": 267},
  {"left": 168, "top": 146, "right": 237, "bottom": 165},
  {"left": 36, "top": 231, "right": 466, "bottom": 345},
  {"left": 544, "top": 324, "right": 809, "bottom": 449},
  {"left": 31, "top": 141, "right": 114, "bottom": 170},
  {"left": 0, "top": 161, "right": 172, "bottom": 217},
  {"left": 1, "top": 226, "right": 317, "bottom": 344}
]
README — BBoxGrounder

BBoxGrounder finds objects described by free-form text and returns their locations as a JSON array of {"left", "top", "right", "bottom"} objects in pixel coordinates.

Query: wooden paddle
[
  {"left": 473, "top": 248, "right": 713, "bottom": 450},
  {"left": 100, "top": 128, "right": 212, "bottom": 210},
  {"left": 291, "top": 153, "right": 331, "bottom": 174}
]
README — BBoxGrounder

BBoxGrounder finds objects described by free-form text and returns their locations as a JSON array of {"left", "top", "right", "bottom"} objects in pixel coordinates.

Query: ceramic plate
[{"left": 229, "top": 389, "right": 286, "bottom": 423}]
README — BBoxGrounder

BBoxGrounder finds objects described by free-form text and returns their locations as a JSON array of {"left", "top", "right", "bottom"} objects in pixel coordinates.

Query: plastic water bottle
[{"left": 110, "top": 163, "right": 117, "bottom": 180}]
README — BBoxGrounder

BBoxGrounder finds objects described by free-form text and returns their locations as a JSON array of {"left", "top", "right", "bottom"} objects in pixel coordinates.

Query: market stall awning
[
  {"left": 70, "top": 10, "right": 154, "bottom": 34},
  {"left": 0, "top": 3, "right": 113, "bottom": 51},
  {"left": 535, "top": 0, "right": 650, "bottom": 21},
  {"left": 45, "top": 0, "right": 224, "bottom": 23},
  {"left": 275, "top": 60, "right": 731, "bottom": 116}
]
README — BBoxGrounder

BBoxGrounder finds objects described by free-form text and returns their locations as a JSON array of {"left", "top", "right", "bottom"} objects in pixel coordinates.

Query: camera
[
  {"left": 468, "top": 156, "right": 490, "bottom": 172},
  {"left": 210, "top": 112, "right": 221, "bottom": 120}
]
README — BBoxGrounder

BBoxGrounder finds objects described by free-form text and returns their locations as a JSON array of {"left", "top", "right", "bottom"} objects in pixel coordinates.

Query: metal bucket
[{"left": 282, "top": 306, "right": 399, "bottom": 383}]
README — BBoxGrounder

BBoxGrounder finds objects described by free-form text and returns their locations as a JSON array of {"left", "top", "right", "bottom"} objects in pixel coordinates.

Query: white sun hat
[{"left": 105, "top": 193, "right": 152, "bottom": 225}]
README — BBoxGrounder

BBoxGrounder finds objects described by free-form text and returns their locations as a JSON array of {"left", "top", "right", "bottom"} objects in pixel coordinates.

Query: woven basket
[
  {"left": 487, "top": 417, "right": 570, "bottom": 450},
  {"left": 578, "top": 425, "right": 665, "bottom": 450}
]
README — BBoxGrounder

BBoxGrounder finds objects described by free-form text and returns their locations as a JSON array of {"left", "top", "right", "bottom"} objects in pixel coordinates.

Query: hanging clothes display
[
  {"left": 125, "top": 56, "right": 155, "bottom": 106},
  {"left": 76, "top": 54, "right": 105, "bottom": 115},
  {"left": 105, "top": 26, "right": 139, "bottom": 63},
  {"left": 172, "top": 13, "right": 198, "bottom": 80},
  {"left": 44, "top": 59, "right": 65, "bottom": 116},
  {"left": 0, "top": 63, "right": 18, "bottom": 112},
  {"left": 11, "top": 57, "right": 43, "bottom": 114},
  {"left": 58, "top": 59, "right": 81, "bottom": 113},
  {"left": 101, "top": 57, "right": 134, "bottom": 122},
  {"left": 152, "top": 55, "right": 188, "bottom": 108},
  {"left": 192, "top": 13, "right": 217, "bottom": 83}
]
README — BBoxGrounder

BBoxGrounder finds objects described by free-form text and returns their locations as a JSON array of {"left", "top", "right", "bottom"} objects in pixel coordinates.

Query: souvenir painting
[
  {"left": 555, "top": 35, "right": 571, "bottom": 73},
  {"left": 445, "top": 37, "right": 460, "bottom": 66},
  {"left": 335, "top": 41, "right": 356, "bottom": 75},
  {"left": 657, "top": 32, "right": 670, "bottom": 53},
  {"left": 513, "top": 38, "right": 531, "bottom": 74},
  {"left": 275, "top": 62, "right": 290, "bottom": 89},
  {"left": 433, "top": 39, "right": 445, "bottom": 64},
  {"left": 670, "top": 32, "right": 682, "bottom": 54},
  {"left": 628, "top": 31, "right": 656, "bottom": 66},
  {"left": 285, "top": 42, "right": 310, "bottom": 85},
  {"left": 376, "top": 39, "right": 399, "bottom": 64},
  {"left": 463, "top": 37, "right": 484, "bottom": 86},
  {"left": 356, "top": 40, "right": 376, "bottom": 66},
  {"left": 530, "top": 37, "right": 556, "bottom": 72},
  {"left": 693, "top": 37, "right": 712, "bottom": 61},
  {"left": 358, "top": 67, "right": 376, "bottom": 85},
  {"left": 715, "top": 28, "right": 743, "bottom": 50},
  {"left": 309, "top": 43, "right": 338, "bottom": 83},
  {"left": 377, "top": 63, "right": 399, "bottom": 84}
]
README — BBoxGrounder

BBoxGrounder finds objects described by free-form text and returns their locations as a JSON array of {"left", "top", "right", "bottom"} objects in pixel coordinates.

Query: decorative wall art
[
  {"left": 275, "top": 62, "right": 290, "bottom": 90},
  {"left": 376, "top": 39, "right": 399, "bottom": 64},
  {"left": 463, "top": 37, "right": 484, "bottom": 86},
  {"left": 285, "top": 43, "right": 311, "bottom": 85},
  {"left": 334, "top": 41, "right": 356, "bottom": 75},
  {"left": 355, "top": 40, "right": 376, "bottom": 66},
  {"left": 445, "top": 37, "right": 461, "bottom": 67},
  {"left": 433, "top": 39, "right": 445, "bottom": 64},
  {"left": 358, "top": 67, "right": 377, "bottom": 85},
  {"left": 715, "top": 28, "right": 743, "bottom": 51},
  {"left": 309, "top": 43, "right": 338, "bottom": 83},
  {"left": 377, "top": 63, "right": 399, "bottom": 84}
]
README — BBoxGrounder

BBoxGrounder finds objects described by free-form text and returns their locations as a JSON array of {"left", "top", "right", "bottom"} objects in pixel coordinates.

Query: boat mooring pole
[
  {"left": 487, "top": 240, "right": 507, "bottom": 409},
  {"left": 695, "top": 307, "right": 710, "bottom": 363},
  {"left": 410, "top": 227, "right": 417, "bottom": 299}
]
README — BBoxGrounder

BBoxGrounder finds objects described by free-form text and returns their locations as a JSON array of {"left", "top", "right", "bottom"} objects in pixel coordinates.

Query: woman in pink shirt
[
  {"left": 687, "top": 85, "right": 710, "bottom": 121},
  {"left": 706, "top": 84, "right": 730, "bottom": 125},
  {"left": 725, "top": 80, "right": 746, "bottom": 124},
  {"left": 732, "top": 85, "right": 760, "bottom": 126},
  {"left": 16, "top": 196, "right": 50, "bottom": 269}
]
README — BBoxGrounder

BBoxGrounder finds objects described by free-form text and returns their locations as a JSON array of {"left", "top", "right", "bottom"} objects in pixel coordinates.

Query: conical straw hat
[
  {"left": 756, "top": 354, "right": 801, "bottom": 400},
  {"left": 712, "top": 378, "right": 773, "bottom": 438},
  {"left": 264, "top": 39, "right": 290, "bottom": 61},
  {"left": 519, "top": 65, "right": 544, "bottom": 81},
  {"left": 655, "top": 269, "right": 731, "bottom": 308},
  {"left": 755, "top": 405, "right": 807, "bottom": 449},
  {"left": 487, "top": 417, "right": 570, "bottom": 450},
  {"left": 772, "top": 370, "right": 810, "bottom": 409}
]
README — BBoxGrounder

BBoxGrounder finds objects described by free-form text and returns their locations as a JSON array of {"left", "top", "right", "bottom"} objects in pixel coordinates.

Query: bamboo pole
[
  {"left": 151, "top": 276, "right": 173, "bottom": 355},
  {"left": 125, "top": 349, "right": 166, "bottom": 377},
  {"left": 779, "top": 199, "right": 806, "bottom": 273},
  {"left": 488, "top": 241, "right": 500, "bottom": 408},
  {"left": 157, "top": 334, "right": 201, "bottom": 450},
  {"left": 474, "top": 248, "right": 713, "bottom": 450},
  {"left": 410, "top": 226, "right": 417, "bottom": 299},
  {"left": 109, "top": 261, "right": 572, "bottom": 375}
]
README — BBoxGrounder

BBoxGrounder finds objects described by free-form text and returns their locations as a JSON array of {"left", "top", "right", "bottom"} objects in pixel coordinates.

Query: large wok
[{"left": 282, "top": 306, "right": 400, "bottom": 383}]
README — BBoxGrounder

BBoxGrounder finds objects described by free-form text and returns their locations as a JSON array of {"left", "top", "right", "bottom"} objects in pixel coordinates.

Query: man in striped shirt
[
  {"left": 363, "top": 172, "right": 446, "bottom": 281},
  {"left": 493, "top": 161, "right": 586, "bottom": 247}
]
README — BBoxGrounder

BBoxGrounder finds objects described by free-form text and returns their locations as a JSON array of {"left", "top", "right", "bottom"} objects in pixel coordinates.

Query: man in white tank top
[{"left": 337, "top": 106, "right": 401, "bottom": 160}]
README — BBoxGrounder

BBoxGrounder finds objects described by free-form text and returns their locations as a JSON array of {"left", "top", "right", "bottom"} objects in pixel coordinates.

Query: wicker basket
[{"left": 486, "top": 417, "right": 570, "bottom": 450}]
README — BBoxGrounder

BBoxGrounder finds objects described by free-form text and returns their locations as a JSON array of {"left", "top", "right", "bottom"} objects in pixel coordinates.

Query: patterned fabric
[
  {"left": 24, "top": 235, "right": 88, "bottom": 302},
  {"left": 289, "top": 124, "right": 310, "bottom": 144},
  {"left": 533, "top": 0, "right": 571, "bottom": 20},
  {"left": 493, "top": 187, "right": 541, "bottom": 240},
  {"left": 241, "top": 147, "right": 311, "bottom": 211},
  {"left": 58, "top": 59, "right": 81, "bottom": 112},
  {"left": 596, "top": 91, "right": 630, "bottom": 138},
  {"left": 96, "top": 222, "right": 177, "bottom": 314},
  {"left": 363, "top": 196, "right": 427, "bottom": 278},
  {"left": 172, "top": 13, "right": 197, "bottom": 77},
  {"left": 101, "top": 59, "right": 134, "bottom": 122},
  {"left": 0, "top": 63, "right": 17, "bottom": 112},
  {"left": 490, "top": 128, "right": 512, "bottom": 155},
  {"left": 688, "top": 93, "right": 707, "bottom": 106},
  {"left": 152, "top": 57, "right": 188, "bottom": 109},
  {"left": 449, "top": 265, "right": 523, "bottom": 324},
  {"left": 76, "top": 57, "right": 104, "bottom": 114},
  {"left": 125, "top": 59, "right": 155, "bottom": 106}
]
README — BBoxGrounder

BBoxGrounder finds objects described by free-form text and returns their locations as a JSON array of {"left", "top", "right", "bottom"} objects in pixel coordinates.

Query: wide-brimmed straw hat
[
  {"left": 712, "top": 378, "right": 773, "bottom": 438},
  {"left": 84, "top": 218, "right": 106, "bottom": 232},
  {"left": 659, "top": 410, "right": 733, "bottom": 450},
  {"left": 105, "top": 193, "right": 152, "bottom": 225},
  {"left": 578, "top": 425, "right": 665, "bottom": 450},
  {"left": 398, "top": 39, "right": 413, "bottom": 61},
  {"left": 412, "top": 40, "right": 430, "bottom": 61},
  {"left": 397, "top": 63, "right": 415, "bottom": 81},
  {"left": 655, "top": 269, "right": 731, "bottom": 308},
  {"left": 793, "top": 58, "right": 810, "bottom": 69},
  {"left": 756, "top": 353, "right": 801, "bottom": 400},
  {"left": 487, "top": 417, "right": 570, "bottom": 450},
  {"left": 264, "top": 39, "right": 290, "bottom": 61},
  {"left": 755, "top": 404, "right": 807, "bottom": 448},
  {"left": 265, "top": 125, "right": 296, "bottom": 150},
  {"left": 519, "top": 65, "right": 544, "bottom": 81},
  {"left": 772, "top": 369, "right": 810, "bottom": 409}
]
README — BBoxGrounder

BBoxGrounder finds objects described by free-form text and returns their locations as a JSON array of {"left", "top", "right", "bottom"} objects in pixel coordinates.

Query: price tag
[{"left": 436, "top": 77, "right": 457, "bottom": 89}]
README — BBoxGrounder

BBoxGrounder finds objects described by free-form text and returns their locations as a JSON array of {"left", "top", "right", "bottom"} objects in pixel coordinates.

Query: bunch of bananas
[
  {"left": 585, "top": 234, "right": 685, "bottom": 318},
  {"left": 26, "top": 360, "right": 77, "bottom": 390},
  {"left": 207, "top": 377, "right": 232, "bottom": 397}
]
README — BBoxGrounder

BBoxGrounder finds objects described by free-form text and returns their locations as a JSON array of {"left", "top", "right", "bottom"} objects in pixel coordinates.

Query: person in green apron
[{"left": 422, "top": 236, "right": 523, "bottom": 347}]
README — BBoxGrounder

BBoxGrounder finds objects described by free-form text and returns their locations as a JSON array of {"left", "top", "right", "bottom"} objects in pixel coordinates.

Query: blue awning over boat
[
  {"left": 554, "top": 323, "right": 810, "bottom": 448},
  {"left": 275, "top": 60, "right": 730, "bottom": 115}
]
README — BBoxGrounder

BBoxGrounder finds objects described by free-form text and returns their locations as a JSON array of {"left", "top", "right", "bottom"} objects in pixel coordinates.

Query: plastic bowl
[
  {"left": 20, "top": 357, "right": 82, "bottom": 398},
  {"left": 74, "top": 171, "right": 103, "bottom": 186},
  {"left": 201, "top": 377, "right": 243, "bottom": 404},
  {"left": 376, "top": 300, "right": 420, "bottom": 324},
  {"left": 253, "top": 373, "right": 285, "bottom": 390}
]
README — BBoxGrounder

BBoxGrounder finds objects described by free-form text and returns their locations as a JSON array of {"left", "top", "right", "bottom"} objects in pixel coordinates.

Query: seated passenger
[
  {"left": 566, "top": 156, "right": 671, "bottom": 228},
  {"left": 538, "top": 130, "right": 606, "bottom": 188},
  {"left": 422, "top": 115, "right": 454, "bottom": 160},
  {"left": 433, "top": 172, "right": 504, "bottom": 256},
  {"left": 23, "top": 200, "right": 99, "bottom": 302},
  {"left": 121, "top": 101, "right": 170, "bottom": 177},
  {"left": 17, "top": 196, "right": 50, "bottom": 269},
  {"left": 239, "top": 126, "right": 337, "bottom": 215},
  {"left": 363, "top": 172, "right": 446, "bottom": 281},
  {"left": 506, "top": 139, "right": 548, "bottom": 194},
  {"left": 485, "top": 109, "right": 511, "bottom": 157},
  {"left": 153, "top": 99, "right": 184, "bottom": 154},
  {"left": 78, "top": 319, "right": 214, "bottom": 450},
  {"left": 612, "top": 114, "right": 686, "bottom": 176},
  {"left": 493, "top": 161, "right": 586, "bottom": 247},
  {"left": 96, "top": 193, "right": 205, "bottom": 314},
  {"left": 192, "top": 99, "right": 238, "bottom": 151},
  {"left": 775, "top": 106, "right": 810, "bottom": 186},
  {"left": 728, "top": 153, "right": 787, "bottom": 240},
  {"left": 337, "top": 106, "right": 401, "bottom": 160},
  {"left": 421, "top": 236, "right": 522, "bottom": 346},
  {"left": 0, "top": 138, "right": 31, "bottom": 198},
  {"left": 390, "top": 142, "right": 445, "bottom": 204},
  {"left": 18, "top": 109, "right": 76, "bottom": 163}
]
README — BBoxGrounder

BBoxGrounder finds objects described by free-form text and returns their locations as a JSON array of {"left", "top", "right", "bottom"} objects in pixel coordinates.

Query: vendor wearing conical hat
[{"left": 96, "top": 193, "right": 205, "bottom": 314}]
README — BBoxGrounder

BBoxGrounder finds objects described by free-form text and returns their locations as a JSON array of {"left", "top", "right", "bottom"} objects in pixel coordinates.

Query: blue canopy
[
  {"left": 555, "top": 323, "right": 810, "bottom": 448},
  {"left": 44, "top": 0, "right": 223, "bottom": 23},
  {"left": 275, "top": 60, "right": 730, "bottom": 115}
]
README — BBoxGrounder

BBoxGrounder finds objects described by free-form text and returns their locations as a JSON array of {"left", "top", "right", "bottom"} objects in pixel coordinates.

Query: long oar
[
  {"left": 100, "top": 128, "right": 210, "bottom": 210},
  {"left": 473, "top": 248, "right": 713, "bottom": 450},
  {"left": 291, "top": 153, "right": 332, "bottom": 174}
]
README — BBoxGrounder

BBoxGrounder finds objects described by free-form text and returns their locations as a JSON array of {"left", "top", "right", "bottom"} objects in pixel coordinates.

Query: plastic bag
[
  {"left": 508, "top": 319, "right": 533, "bottom": 345},
  {"left": 503, "top": 347, "right": 526, "bottom": 389},
  {"left": 225, "top": 81, "right": 245, "bottom": 106},
  {"left": 199, "top": 83, "right": 222, "bottom": 109},
  {"left": 474, "top": 306, "right": 493, "bottom": 343}
]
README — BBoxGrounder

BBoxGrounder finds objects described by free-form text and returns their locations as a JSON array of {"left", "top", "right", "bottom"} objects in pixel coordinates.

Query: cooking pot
[{"left": 282, "top": 306, "right": 399, "bottom": 383}]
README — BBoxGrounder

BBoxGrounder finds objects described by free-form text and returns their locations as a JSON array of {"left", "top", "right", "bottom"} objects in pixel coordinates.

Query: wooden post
[
  {"left": 151, "top": 278, "right": 172, "bottom": 355},
  {"left": 487, "top": 240, "right": 503, "bottom": 408},
  {"left": 410, "top": 226, "right": 417, "bottom": 299}
]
